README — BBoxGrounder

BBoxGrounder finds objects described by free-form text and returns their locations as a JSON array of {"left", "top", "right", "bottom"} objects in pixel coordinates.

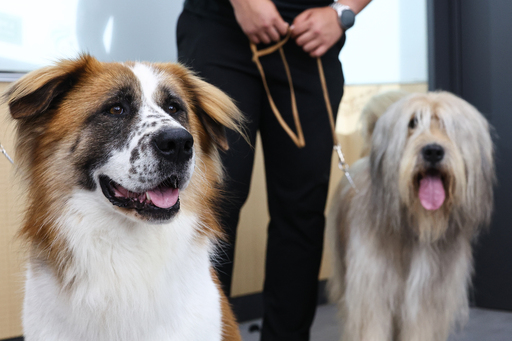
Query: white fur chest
[{"left": 22, "top": 193, "right": 222, "bottom": 341}]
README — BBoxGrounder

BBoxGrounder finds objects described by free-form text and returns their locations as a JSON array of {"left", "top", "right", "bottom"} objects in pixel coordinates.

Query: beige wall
[
  {"left": 0, "top": 82, "right": 427, "bottom": 338},
  {"left": 0, "top": 82, "right": 25, "bottom": 339}
]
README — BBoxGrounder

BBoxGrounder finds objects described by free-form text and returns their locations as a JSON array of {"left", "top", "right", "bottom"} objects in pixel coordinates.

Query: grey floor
[{"left": 239, "top": 304, "right": 512, "bottom": 341}]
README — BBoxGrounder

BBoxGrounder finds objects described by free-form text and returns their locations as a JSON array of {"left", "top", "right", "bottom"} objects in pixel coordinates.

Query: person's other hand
[
  {"left": 230, "top": 0, "right": 289, "bottom": 44},
  {"left": 291, "top": 7, "right": 343, "bottom": 58}
]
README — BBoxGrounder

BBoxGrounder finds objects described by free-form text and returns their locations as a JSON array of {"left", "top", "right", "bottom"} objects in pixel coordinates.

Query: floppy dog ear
[
  {"left": 197, "top": 107, "right": 230, "bottom": 151},
  {"left": 4, "top": 55, "right": 95, "bottom": 119},
  {"left": 186, "top": 74, "right": 245, "bottom": 151}
]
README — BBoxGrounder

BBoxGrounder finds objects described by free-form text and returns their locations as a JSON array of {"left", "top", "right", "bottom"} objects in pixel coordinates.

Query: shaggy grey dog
[{"left": 327, "top": 91, "right": 495, "bottom": 341}]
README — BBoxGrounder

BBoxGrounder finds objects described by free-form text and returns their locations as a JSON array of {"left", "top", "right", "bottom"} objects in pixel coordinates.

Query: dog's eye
[
  {"left": 165, "top": 103, "right": 180, "bottom": 115},
  {"left": 109, "top": 105, "right": 124, "bottom": 115},
  {"left": 409, "top": 117, "right": 418, "bottom": 129}
]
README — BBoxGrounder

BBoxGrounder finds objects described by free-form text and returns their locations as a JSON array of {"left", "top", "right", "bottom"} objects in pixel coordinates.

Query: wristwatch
[{"left": 329, "top": 1, "right": 356, "bottom": 30}]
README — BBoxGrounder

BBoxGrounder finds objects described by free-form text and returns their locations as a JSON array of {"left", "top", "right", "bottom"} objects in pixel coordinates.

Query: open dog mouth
[
  {"left": 99, "top": 175, "right": 181, "bottom": 218},
  {"left": 416, "top": 170, "right": 446, "bottom": 211}
]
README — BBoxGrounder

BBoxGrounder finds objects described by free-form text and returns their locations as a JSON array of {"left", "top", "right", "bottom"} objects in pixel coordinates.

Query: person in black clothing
[{"left": 177, "top": 1, "right": 371, "bottom": 340}]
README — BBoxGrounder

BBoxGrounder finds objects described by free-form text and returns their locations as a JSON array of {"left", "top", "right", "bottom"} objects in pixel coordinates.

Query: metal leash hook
[
  {"left": 333, "top": 144, "right": 358, "bottom": 192},
  {"left": 1, "top": 142, "right": 14, "bottom": 165}
]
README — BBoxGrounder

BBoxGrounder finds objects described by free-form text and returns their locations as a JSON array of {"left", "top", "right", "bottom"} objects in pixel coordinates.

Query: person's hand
[
  {"left": 291, "top": 7, "right": 343, "bottom": 58},
  {"left": 230, "top": 0, "right": 289, "bottom": 44}
]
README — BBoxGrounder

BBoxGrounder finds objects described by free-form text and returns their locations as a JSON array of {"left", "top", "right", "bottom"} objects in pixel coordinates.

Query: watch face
[{"left": 341, "top": 9, "right": 355, "bottom": 29}]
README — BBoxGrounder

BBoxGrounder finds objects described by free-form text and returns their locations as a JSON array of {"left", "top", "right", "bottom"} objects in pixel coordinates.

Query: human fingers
[
  {"left": 256, "top": 32, "right": 272, "bottom": 44},
  {"left": 294, "top": 30, "right": 317, "bottom": 47},
  {"left": 302, "top": 38, "right": 322, "bottom": 54},
  {"left": 267, "top": 26, "right": 281, "bottom": 42},
  {"left": 310, "top": 44, "right": 329, "bottom": 58},
  {"left": 275, "top": 17, "right": 290, "bottom": 36},
  {"left": 290, "top": 23, "right": 308, "bottom": 39},
  {"left": 232, "top": 0, "right": 288, "bottom": 43},
  {"left": 290, "top": 12, "right": 311, "bottom": 38},
  {"left": 292, "top": 8, "right": 312, "bottom": 27},
  {"left": 247, "top": 33, "right": 261, "bottom": 44}
]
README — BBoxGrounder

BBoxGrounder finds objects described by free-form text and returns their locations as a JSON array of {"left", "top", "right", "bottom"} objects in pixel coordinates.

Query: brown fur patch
[{"left": 211, "top": 269, "right": 242, "bottom": 341}]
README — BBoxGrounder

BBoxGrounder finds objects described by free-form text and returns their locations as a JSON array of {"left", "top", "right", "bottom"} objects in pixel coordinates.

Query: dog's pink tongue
[
  {"left": 419, "top": 175, "right": 445, "bottom": 211},
  {"left": 148, "top": 188, "right": 179, "bottom": 209}
]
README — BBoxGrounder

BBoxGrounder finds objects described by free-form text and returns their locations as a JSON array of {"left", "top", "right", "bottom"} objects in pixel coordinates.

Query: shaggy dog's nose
[
  {"left": 422, "top": 143, "right": 444, "bottom": 164},
  {"left": 153, "top": 128, "right": 194, "bottom": 163}
]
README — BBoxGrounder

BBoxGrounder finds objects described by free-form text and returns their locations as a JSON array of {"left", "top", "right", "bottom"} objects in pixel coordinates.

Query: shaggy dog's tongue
[
  {"left": 147, "top": 188, "right": 179, "bottom": 209},
  {"left": 419, "top": 175, "right": 445, "bottom": 210}
]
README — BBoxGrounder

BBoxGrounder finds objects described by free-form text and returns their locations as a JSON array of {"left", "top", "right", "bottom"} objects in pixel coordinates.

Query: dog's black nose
[
  {"left": 153, "top": 128, "right": 194, "bottom": 162},
  {"left": 422, "top": 144, "right": 444, "bottom": 164}
]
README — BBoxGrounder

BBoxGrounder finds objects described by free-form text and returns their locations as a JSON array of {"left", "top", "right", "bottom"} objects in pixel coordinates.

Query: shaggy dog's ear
[
  {"left": 186, "top": 74, "right": 246, "bottom": 151},
  {"left": 4, "top": 55, "right": 95, "bottom": 119},
  {"left": 359, "top": 90, "right": 410, "bottom": 157}
]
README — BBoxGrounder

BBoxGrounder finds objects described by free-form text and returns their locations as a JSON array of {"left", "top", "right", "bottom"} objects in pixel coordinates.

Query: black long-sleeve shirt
[{"left": 183, "top": 0, "right": 333, "bottom": 25}]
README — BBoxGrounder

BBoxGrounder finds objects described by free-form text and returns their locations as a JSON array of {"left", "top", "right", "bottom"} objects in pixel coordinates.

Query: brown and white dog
[
  {"left": 327, "top": 91, "right": 495, "bottom": 341},
  {"left": 4, "top": 55, "right": 243, "bottom": 341}
]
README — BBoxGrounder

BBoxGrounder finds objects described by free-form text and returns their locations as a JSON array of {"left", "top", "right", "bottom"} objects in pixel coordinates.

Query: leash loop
[
  {"left": 250, "top": 30, "right": 357, "bottom": 190},
  {"left": 251, "top": 31, "right": 305, "bottom": 148}
]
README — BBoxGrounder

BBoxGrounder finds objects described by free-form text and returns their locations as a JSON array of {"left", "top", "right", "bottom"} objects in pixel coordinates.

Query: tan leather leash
[
  {"left": 250, "top": 31, "right": 357, "bottom": 190},
  {"left": 250, "top": 31, "right": 305, "bottom": 148}
]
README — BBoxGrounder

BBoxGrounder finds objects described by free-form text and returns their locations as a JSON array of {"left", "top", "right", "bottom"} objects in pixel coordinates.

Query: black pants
[{"left": 177, "top": 10, "right": 344, "bottom": 341}]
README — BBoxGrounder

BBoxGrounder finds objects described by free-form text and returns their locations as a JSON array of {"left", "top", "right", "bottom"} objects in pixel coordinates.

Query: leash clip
[
  {"left": 334, "top": 144, "right": 358, "bottom": 192},
  {"left": 1, "top": 142, "right": 14, "bottom": 165}
]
